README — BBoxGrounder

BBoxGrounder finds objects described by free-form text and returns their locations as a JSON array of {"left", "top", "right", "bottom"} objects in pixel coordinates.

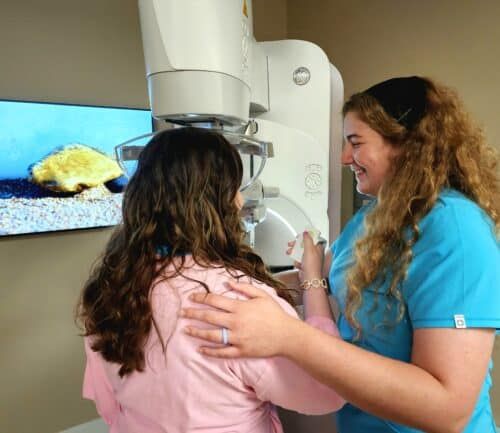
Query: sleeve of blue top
[{"left": 403, "top": 199, "right": 500, "bottom": 329}]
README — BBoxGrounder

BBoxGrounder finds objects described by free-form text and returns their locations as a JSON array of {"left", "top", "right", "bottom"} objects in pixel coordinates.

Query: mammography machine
[{"left": 131, "top": 0, "right": 344, "bottom": 270}]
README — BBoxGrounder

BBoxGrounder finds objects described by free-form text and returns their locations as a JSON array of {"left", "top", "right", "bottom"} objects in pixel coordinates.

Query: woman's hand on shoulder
[{"left": 181, "top": 281, "right": 301, "bottom": 358}]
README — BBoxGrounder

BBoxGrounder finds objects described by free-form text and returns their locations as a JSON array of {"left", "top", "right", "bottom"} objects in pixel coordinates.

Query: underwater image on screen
[{"left": 0, "top": 100, "right": 152, "bottom": 236}]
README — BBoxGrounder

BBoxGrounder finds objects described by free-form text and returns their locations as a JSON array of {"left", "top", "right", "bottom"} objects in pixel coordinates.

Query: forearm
[
  {"left": 274, "top": 269, "right": 333, "bottom": 319},
  {"left": 283, "top": 320, "right": 466, "bottom": 433},
  {"left": 303, "top": 287, "right": 334, "bottom": 320},
  {"left": 302, "top": 267, "right": 334, "bottom": 320}
]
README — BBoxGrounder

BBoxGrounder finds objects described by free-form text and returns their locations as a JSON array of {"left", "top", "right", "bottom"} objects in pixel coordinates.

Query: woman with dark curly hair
[
  {"left": 77, "top": 126, "right": 344, "bottom": 433},
  {"left": 182, "top": 77, "right": 500, "bottom": 433}
]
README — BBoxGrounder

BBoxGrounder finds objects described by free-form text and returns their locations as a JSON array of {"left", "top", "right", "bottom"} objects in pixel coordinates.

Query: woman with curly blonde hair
[{"left": 183, "top": 77, "right": 500, "bottom": 433}]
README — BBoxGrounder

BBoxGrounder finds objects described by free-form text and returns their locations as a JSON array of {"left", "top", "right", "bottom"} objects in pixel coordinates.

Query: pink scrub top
[{"left": 83, "top": 257, "right": 344, "bottom": 433}]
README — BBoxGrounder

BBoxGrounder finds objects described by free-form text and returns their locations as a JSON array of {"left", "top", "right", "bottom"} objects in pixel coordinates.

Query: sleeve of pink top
[
  {"left": 82, "top": 338, "right": 120, "bottom": 426},
  {"left": 231, "top": 289, "right": 345, "bottom": 415}
]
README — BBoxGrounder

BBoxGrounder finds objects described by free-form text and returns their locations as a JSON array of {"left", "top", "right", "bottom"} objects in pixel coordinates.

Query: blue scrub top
[{"left": 329, "top": 189, "right": 500, "bottom": 433}]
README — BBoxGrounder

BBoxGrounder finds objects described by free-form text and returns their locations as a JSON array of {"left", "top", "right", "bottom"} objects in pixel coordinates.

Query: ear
[{"left": 235, "top": 191, "right": 244, "bottom": 210}]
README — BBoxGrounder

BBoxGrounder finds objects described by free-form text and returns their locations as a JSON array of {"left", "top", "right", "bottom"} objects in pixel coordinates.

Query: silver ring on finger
[{"left": 221, "top": 327, "right": 230, "bottom": 345}]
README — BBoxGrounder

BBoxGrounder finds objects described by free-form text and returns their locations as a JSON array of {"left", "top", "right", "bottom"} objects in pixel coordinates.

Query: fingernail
[
  {"left": 184, "top": 326, "right": 191, "bottom": 334},
  {"left": 179, "top": 309, "right": 186, "bottom": 317}
]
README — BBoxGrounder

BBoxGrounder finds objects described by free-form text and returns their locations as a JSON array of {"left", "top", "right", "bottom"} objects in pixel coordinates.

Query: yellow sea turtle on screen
[{"left": 30, "top": 144, "right": 123, "bottom": 193}]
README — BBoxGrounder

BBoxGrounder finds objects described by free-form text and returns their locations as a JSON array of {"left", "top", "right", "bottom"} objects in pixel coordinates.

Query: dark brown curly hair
[
  {"left": 77, "top": 126, "right": 292, "bottom": 376},
  {"left": 343, "top": 77, "right": 500, "bottom": 338}
]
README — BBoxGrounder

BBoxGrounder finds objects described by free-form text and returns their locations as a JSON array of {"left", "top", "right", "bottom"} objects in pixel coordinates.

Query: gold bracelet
[{"left": 300, "top": 278, "right": 328, "bottom": 291}]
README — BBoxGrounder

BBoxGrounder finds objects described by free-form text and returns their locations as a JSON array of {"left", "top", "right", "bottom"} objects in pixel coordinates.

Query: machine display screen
[{"left": 0, "top": 99, "right": 152, "bottom": 236}]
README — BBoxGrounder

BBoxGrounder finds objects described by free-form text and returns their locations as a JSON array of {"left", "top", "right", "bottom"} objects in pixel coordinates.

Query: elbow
[
  {"left": 445, "top": 402, "right": 475, "bottom": 433},
  {"left": 424, "top": 391, "right": 476, "bottom": 433},
  {"left": 426, "top": 420, "right": 467, "bottom": 433},
  {"left": 447, "top": 415, "right": 470, "bottom": 433},
  {"left": 428, "top": 410, "right": 471, "bottom": 433},
  {"left": 438, "top": 424, "right": 466, "bottom": 433}
]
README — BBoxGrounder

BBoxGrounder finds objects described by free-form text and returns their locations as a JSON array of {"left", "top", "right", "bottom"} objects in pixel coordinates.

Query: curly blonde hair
[{"left": 343, "top": 77, "right": 500, "bottom": 338}]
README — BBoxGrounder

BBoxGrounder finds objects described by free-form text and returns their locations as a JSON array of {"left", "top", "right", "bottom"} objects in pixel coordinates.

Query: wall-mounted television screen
[{"left": 0, "top": 100, "right": 153, "bottom": 236}]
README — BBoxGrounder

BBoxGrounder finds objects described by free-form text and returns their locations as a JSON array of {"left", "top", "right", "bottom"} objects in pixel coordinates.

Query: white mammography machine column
[
  {"left": 138, "top": 0, "right": 343, "bottom": 269},
  {"left": 138, "top": 2, "right": 342, "bottom": 430}
]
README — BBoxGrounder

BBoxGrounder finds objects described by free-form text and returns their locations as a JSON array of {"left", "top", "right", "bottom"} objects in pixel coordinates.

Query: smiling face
[{"left": 342, "top": 111, "right": 400, "bottom": 197}]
